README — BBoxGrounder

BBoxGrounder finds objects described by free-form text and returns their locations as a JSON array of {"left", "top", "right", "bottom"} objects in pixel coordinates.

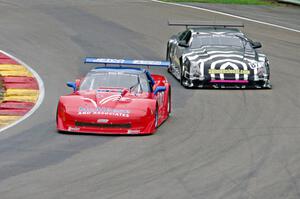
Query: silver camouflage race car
[{"left": 166, "top": 21, "right": 271, "bottom": 88}]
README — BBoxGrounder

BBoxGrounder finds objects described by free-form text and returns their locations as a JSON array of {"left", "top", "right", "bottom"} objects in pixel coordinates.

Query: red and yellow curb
[{"left": 0, "top": 52, "right": 39, "bottom": 127}]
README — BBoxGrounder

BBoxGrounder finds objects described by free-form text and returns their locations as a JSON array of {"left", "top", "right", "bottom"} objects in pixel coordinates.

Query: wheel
[
  {"left": 180, "top": 62, "right": 188, "bottom": 87},
  {"left": 167, "top": 58, "right": 172, "bottom": 74},
  {"left": 166, "top": 43, "right": 170, "bottom": 61},
  {"left": 180, "top": 66, "right": 184, "bottom": 86},
  {"left": 167, "top": 52, "right": 172, "bottom": 74},
  {"left": 167, "top": 88, "right": 171, "bottom": 114},
  {"left": 154, "top": 106, "right": 159, "bottom": 128},
  {"left": 56, "top": 106, "right": 64, "bottom": 133},
  {"left": 56, "top": 106, "right": 59, "bottom": 125}
]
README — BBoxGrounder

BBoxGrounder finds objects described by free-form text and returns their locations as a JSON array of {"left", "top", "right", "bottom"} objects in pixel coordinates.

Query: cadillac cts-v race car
[
  {"left": 166, "top": 21, "right": 271, "bottom": 88},
  {"left": 56, "top": 58, "right": 171, "bottom": 135}
]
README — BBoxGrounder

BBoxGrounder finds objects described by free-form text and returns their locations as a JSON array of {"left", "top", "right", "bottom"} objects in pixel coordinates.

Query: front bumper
[
  {"left": 182, "top": 72, "right": 271, "bottom": 89},
  {"left": 57, "top": 113, "right": 156, "bottom": 135}
]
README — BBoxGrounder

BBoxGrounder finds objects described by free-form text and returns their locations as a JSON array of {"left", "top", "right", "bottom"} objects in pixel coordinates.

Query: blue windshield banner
[{"left": 84, "top": 57, "right": 169, "bottom": 67}]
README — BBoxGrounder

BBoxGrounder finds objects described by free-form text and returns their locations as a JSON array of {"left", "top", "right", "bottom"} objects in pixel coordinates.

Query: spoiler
[
  {"left": 84, "top": 58, "right": 169, "bottom": 68},
  {"left": 168, "top": 20, "right": 244, "bottom": 29}
]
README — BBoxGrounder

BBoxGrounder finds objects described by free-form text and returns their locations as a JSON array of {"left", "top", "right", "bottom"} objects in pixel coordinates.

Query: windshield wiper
[
  {"left": 129, "top": 82, "right": 139, "bottom": 92},
  {"left": 129, "top": 76, "right": 143, "bottom": 93}
]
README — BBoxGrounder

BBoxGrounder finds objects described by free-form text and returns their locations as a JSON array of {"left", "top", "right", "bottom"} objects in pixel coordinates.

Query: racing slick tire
[
  {"left": 167, "top": 87, "right": 171, "bottom": 114},
  {"left": 180, "top": 59, "right": 188, "bottom": 88},
  {"left": 154, "top": 105, "right": 159, "bottom": 128},
  {"left": 56, "top": 107, "right": 65, "bottom": 134}
]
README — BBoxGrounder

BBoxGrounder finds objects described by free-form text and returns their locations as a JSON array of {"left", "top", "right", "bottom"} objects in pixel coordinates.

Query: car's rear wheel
[
  {"left": 167, "top": 60, "right": 172, "bottom": 74},
  {"left": 180, "top": 68, "right": 184, "bottom": 85},
  {"left": 167, "top": 88, "right": 171, "bottom": 114},
  {"left": 154, "top": 106, "right": 159, "bottom": 128}
]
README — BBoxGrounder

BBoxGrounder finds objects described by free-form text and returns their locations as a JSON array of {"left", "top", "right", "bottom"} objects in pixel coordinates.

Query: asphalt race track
[{"left": 0, "top": 0, "right": 300, "bottom": 198}]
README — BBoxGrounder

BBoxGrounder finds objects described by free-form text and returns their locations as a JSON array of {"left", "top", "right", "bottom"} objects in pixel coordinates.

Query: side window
[
  {"left": 182, "top": 31, "right": 192, "bottom": 44},
  {"left": 178, "top": 30, "right": 188, "bottom": 41},
  {"left": 139, "top": 73, "right": 150, "bottom": 93}
]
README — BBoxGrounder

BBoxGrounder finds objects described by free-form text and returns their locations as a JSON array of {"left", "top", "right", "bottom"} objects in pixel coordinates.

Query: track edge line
[{"left": 151, "top": 0, "right": 300, "bottom": 33}]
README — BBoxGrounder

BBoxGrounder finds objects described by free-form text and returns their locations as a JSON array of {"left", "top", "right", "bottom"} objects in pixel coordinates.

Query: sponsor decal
[
  {"left": 96, "top": 92, "right": 131, "bottom": 105},
  {"left": 68, "top": 127, "right": 80, "bottom": 131},
  {"left": 98, "top": 95, "right": 121, "bottom": 105},
  {"left": 127, "top": 129, "right": 140, "bottom": 134},
  {"left": 78, "top": 107, "right": 130, "bottom": 117},
  {"left": 209, "top": 69, "right": 250, "bottom": 75},
  {"left": 90, "top": 58, "right": 125, "bottom": 64},
  {"left": 97, "top": 119, "right": 109, "bottom": 123},
  {"left": 132, "top": 60, "right": 162, "bottom": 65},
  {"left": 86, "top": 58, "right": 168, "bottom": 67}
]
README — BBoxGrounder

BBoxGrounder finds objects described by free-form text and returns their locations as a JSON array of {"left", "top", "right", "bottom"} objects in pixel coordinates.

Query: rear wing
[
  {"left": 84, "top": 57, "right": 169, "bottom": 68},
  {"left": 168, "top": 20, "right": 244, "bottom": 29}
]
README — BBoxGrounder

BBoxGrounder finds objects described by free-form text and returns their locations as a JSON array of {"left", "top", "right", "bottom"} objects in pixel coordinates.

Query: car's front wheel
[
  {"left": 180, "top": 61, "right": 188, "bottom": 87},
  {"left": 167, "top": 52, "right": 172, "bottom": 74}
]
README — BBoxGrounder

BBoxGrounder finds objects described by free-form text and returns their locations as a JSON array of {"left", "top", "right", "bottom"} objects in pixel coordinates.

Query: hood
[
  {"left": 184, "top": 46, "right": 262, "bottom": 80},
  {"left": 185, "top": 46, "right": 258, "bottom": 63},
  {"left": 79, "top": 89, "right": 131, "bottom": 108},
  {"left": 60, "top": 89, "right": 155, "bottom": 121},
  {"left": 76, "top": 89, "right": 148, "bottom": 110}
]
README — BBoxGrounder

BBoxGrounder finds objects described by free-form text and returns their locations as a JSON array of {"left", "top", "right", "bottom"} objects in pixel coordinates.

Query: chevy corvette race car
[
  {"left": 56, "top": 58, "right": 171, "bottom": 135},
  {"left": 166, "top": 21, "right": 271, "bottom": 88}
]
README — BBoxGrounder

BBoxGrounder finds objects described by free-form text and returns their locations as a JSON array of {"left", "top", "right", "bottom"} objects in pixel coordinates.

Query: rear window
[{"left": 191, "top": 35, "right": 243, "bottom": 48}]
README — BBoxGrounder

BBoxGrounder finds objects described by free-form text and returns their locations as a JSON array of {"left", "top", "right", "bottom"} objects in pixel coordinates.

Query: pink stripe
[
  {"left": 1, "top": 76, "right": 39, "bottom": 89},
  {"left": 210, "top": 80, "right": 249, "bottom": 83},
  {"left": 0, "top": 52, "right": 10, "bottom": 59},
  {"left": 0, "top": 109, "right": 30, "bottom": 116},
  {"left": 0, "top": 58, "right": 18, "bottom": 64},
  {"left": 2, "top": 76, "right": 37, "bottom": 83},
  {"left": 0, "top": 101, "right": 34, "bottom": 109},
  {"left": 4, "top": 83, "right": 38, "bottom": 89}
]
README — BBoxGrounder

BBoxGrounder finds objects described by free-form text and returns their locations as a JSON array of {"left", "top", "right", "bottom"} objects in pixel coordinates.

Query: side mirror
[
  {"left": 75, "top": 79, "right": 81, "bottom": 89},
  {"left": 67, "top": 82, "right": 77, "bottom": 92},
  {"left": 178, "top": 41, "right": 189, "bottom": 48},
  {"left": 252, "top": 41, "right": 262, "bottom": 49},
  {"left": 154, "top": 86, "right": 166, "bottom": 95}
]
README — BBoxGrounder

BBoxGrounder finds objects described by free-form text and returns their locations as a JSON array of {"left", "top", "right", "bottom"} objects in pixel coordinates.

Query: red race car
[{"left": 56, "top": 58, "right": 171, "bottom": 135}]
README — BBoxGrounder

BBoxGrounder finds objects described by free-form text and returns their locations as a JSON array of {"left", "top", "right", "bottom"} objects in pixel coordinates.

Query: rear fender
[
  {"left": 164, "top": 84, "right": 171, "bottom": 113},
  {"left": 162, "top": 83, "right": 171, "bottom": 114},
  {"left": 151, "top": 74, "right": 168, "bottom": 90},
  {"left": 152, "top": 79, "right": 171, "bottom": 117}
]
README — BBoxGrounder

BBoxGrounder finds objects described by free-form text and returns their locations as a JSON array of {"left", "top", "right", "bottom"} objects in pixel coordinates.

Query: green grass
[{"left": 161, "top": 0, "right": 274, "bottom": 5}]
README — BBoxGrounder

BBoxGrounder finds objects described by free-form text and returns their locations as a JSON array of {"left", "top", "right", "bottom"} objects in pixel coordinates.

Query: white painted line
[
  {"left": 151, "top": 0, "right": 300, "bottom": 33},
  {"left": 0, "top": 50, "right": 45, "bottom": 133}
]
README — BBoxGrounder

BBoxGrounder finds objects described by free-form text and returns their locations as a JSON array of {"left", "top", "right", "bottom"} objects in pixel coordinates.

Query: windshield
[
  {"left": 191, "top": 35, "right": 244, "bottom": 48},
  {"left": 80, "top": 71, "right": 150, "bottom": 92}
]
